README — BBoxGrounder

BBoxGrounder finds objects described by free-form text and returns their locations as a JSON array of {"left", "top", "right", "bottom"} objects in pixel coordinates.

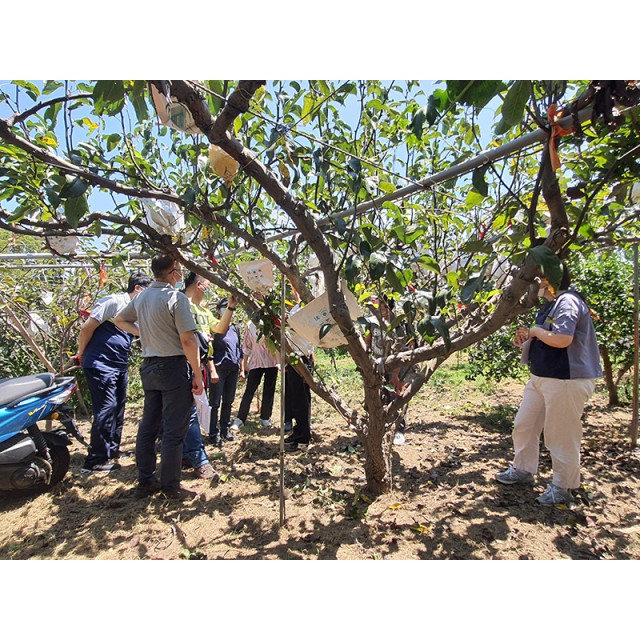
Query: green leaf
[
  {"left": 528, "top": 245, "right": 563, "bottom": 291},
  {"left": 430, "top": 315, "right": 451, "bottom": 352},
  {"left": 417, "top": 315, "right": 435, "bottom": 339},
  {"left": 346, "top": 158, "right": 361, "bottom": 180},
  {"left": 446, "top": 80, "right": 506, "bottom": 110},
  {"left": 59, "top": 176, "right": 89, "bottom": 199},
  {"left": 410, "top": 105, "right": 427, "bottom": 138},
  {"left": 301, "top": 94, "right": 316, "bottom": 124},
  {"left": 64, "top": 195, "right": 89, "bottom": 228},
  {"left": 319, "top": 323, "right": 333, "bottom": 340},
  {"left": 501, "top": 80, "right": 530, "bottom": 127},
  {"left": 43, "top": 101, "right": 62, "bottom": 127},
  {"left": 13, "top": 80, "right": 40, "bottom": 101},
  {"left": 344, "top": 255, "right": 362, "bottom": 283},
  {"left": 461, "top": 263, "right": 489, "bottom": 303},
  {"left": 44, "top": 186, "right": 61, "bottom": 209},
  {"left": 42, "top": 80, "right": 64, "bottom": 95},
  {"left": 93, "top": 80, "right": 125, "bottom": 116},
  {"left": 472, "top": 165, "right": 489, "bottom": 197},
  {"left": 130, "top": 81, "right": 150, "bottom": 121},
  {"left": 385, "top": 264, "right": 405, "bottom": 294},
  {"left": 106, "top": 133, "right": 122, "bottom": 152},
  {"left": 465, "top": 189, "right": 485, "bottom": 207},
  {"left": 426, "top": 94, "right": 440, "bottom": 126},
  {"left": 415, "top": 254, "right": 441, "bottom": 274},
  {"left": 359, "top": 240, "right": 372, "bottom": 258},
  {"left": 182, "top": 187, "right": 197, "bottom": 207}
]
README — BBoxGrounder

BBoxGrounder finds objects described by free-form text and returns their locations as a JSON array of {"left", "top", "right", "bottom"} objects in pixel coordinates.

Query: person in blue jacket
[{"left": 77, "top": 271, "right": 153, "bottom": 473}]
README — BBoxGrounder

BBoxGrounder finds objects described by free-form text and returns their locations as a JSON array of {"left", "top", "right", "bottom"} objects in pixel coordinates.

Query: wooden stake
[
  {"left": 631, "top": 243, "right": 639, "bottom": 448},
  {"left": 279, "top": 271, "right": 286, "bottom": 527}
]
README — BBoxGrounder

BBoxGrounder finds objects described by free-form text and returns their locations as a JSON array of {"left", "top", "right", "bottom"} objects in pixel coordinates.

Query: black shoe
[
  {"left": 284, "top": 434, "right": 296, "bottom": 444},
  {"left": 81, "top": 461, "right": 121, "bottom": 474},
  {"left": 223, "top": 432, "right": 235, "bottom": 442},
  {"left": 207, "top": 435, "right": 223, "bottom": 448},
  {"left": 160, "top": 486, "right": 198, "bottom": 502},
  {"left": 285, "top": 440, "right": 309, "bottom": 452},
  {"left": 134, "top": 479, "right": 161, "bottom": 498}
]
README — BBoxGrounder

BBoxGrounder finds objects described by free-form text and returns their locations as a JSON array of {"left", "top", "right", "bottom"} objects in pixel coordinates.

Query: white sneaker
[
  {"left": 230, "top": 418, "right": 243, "bottom": 431},
  {"left": 536, "top": 483, "right": 573, "bottom": 506},
  {"left": 495, "top": 466, "right": 534, "bottom": 485},
  {"left": 260, "top": 419, "right": 272, "bottom": 428},
  {"left": 393, "top": 432, "right": 405, "bottom": 446}
]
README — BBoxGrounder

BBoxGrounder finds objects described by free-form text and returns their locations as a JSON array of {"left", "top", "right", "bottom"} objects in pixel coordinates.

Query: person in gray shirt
[
  {"left": 115, "top": 254, "right": 204, "bottom": 501},
  {"left": 495, "top": 265, "right": 602, "bottom": 506}
]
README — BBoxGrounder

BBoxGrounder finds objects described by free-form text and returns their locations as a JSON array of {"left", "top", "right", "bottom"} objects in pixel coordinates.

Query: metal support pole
[
  {"left": 631, "top": 244, "right": 639, "bottom": 448},
  {"left": 279, "top": 272, "right": 286, "bottom": 527}
]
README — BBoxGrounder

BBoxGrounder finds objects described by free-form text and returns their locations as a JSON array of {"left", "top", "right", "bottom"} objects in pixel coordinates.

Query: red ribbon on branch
[{"left": 548, "top": 103, "right": 574, "bottom": 171}]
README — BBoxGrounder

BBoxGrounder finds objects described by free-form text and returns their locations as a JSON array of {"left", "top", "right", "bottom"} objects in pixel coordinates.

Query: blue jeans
[
  {"left": 209, "top": 367, "right": 239, "bottom": 438},
  {"left": 83, "top": 365, "right": 128, "bottom": 467},
  {"left": 136, "top": 356, "right": 194, "bottom": 491},
  {"left": 183, "top": 406, "right": 209, "bottom": 469}
]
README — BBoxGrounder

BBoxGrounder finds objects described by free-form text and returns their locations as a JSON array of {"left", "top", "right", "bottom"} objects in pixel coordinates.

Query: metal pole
[
  {"left": 631, "top": 244, "right": 639, "bottom": 448},
  {"left": 219, "top": 107, "right": 594, "bottom": 259},
  {"left": 279, "top": 271, "right": 286, "bottom": 527}
]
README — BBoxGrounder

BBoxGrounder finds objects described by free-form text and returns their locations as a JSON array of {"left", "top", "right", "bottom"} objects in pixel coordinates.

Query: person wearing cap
[
  {"left": 207, "top": 297, "right": 244, "bottom": 447},
  {"left": 77, "top": 271, "right": 153, "bottom": 474}
]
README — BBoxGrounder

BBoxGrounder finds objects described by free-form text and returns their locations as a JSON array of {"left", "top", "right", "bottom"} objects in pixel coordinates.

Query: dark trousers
[
  {"left": 237, "top": 367, "right": 278, "bottom": 422},
  {"left": 284, "top": 364, "right": 311, "bottom": 443},
  {"left": 136, "top": 356, "right": 194, "bottom": 491},
  {"left": 83, "top": 365, "right": 128, "bottom": 466},
  {"left": 209, "top": 367, "right": 239, "bottom": 438}
]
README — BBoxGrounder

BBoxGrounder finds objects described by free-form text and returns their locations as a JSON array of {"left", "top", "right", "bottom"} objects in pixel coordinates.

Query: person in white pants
[{"left": 496, "top": 267, "right": 602, "bottom": 506}]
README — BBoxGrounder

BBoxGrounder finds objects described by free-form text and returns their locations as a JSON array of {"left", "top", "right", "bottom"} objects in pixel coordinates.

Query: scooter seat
[{"left": 0, "top": 373, "right": 56, "bottom": 406}]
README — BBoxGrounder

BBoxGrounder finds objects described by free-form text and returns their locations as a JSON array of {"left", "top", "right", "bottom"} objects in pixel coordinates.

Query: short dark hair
[
  {"left": 184, "top": 271, "right": 198, "bottom": 289},
  {"left": 150, "top": 254, "right": 175, "bottom": 278},
  {"left": 126, "top": 271, "right": 153, "bottom": 293}
]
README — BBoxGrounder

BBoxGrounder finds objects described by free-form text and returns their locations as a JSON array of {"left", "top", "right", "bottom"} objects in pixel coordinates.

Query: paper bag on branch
[
  {"left": 238, "top": 258, "right": 274, "bottom": 294},
  {"left": 150, "top": 83, "right": 201, "bottom": 135},
  {"left": 47, "top": 235, "right": 79, "bottom": 255},
  {"left": 141, "top": 199, "right": 186, "bottom": 237},
  {"left": 209, "top": 144, "right": 239, "bottom": 184},
  {"left": 287, "top": 282, "right": 361, "bottom": 349}
]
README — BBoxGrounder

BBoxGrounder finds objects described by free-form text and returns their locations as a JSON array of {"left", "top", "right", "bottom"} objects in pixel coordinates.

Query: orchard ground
[{"left": 1, "top": 354, "right": 639, "bottom": 560}]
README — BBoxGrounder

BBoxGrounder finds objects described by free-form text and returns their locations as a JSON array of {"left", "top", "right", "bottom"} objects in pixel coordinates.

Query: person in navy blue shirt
[
  {"left": 77, "top": 271, "right": 153, "bottom": 473},
  {"left": 207, "top": 297, "right": 243, "bottom": 447}
]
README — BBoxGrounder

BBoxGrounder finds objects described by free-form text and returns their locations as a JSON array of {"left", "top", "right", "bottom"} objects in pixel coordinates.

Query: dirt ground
[{"left": 1, "top": 376, "right": 639, "bottom": 561}]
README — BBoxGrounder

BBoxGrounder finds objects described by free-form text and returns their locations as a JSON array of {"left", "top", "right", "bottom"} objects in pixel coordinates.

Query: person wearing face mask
[
  {"left": 115, "top": 254, "right": 204, "bottom": 501},
  {"left": 495, "top": 263, "right": 602, "bottom": 506},
  {"left": 180, "top": 272, "right": 237, "bottom": 477}
]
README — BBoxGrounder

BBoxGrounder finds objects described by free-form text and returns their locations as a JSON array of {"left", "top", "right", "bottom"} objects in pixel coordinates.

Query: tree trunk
[
  {"left": 360, "top": 410, "right": 394, "bottom": 494},
  {"left": 600, "top": 347, "right": 619, "bottom": 406}
]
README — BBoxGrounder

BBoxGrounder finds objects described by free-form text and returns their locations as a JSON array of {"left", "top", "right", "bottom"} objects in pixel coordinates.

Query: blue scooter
[{"left": 0, "top": 373, "right": 86, "bottom": 493}]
